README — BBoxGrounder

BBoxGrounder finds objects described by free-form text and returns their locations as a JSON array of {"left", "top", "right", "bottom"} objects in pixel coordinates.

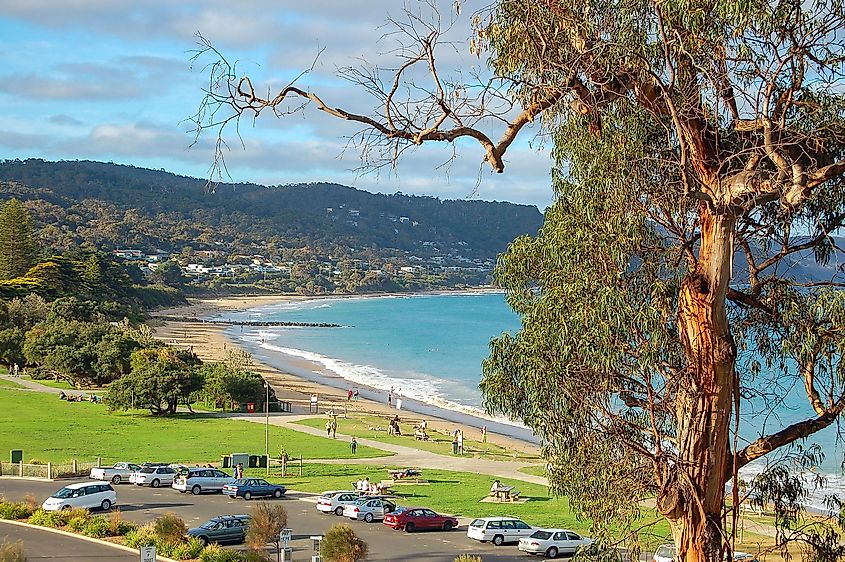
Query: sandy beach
[{"left": 151, "top": 294, "right": 540, "bottom": 455}]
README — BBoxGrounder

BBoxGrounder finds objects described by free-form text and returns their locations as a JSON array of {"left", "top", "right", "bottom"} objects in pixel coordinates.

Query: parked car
[
  {"left": 187, "top": 515, "right": 250, "bottom": 545},
  {"left": 42, "top": 481, "right": 116, "bottom": 512},
  {"left": 383, "top": 507, "right": 459, "bottom": 532},
  {"left": 129, "top": 466, "right": 177, "bottom": 488},
  {"left": 222, "top": 478, "right": 286, "bottom": 500},
  {"left": 316, "top": 490, "right": 360, "bottom": 515},
  {"left": 518, "top": 529, "right": 594, "bottom": 558},
  {"left": 342, "top": 497, "right": 397, "bottom": 523},
  {"left": 89, "top": 462, "right": 141, "bottom": 484},
  {"left": 467, "top": 516, "right": 534, "bottom": 546},
  {"left": 653, "top": 544, "right": 759, "bottom": 562},
  {"left": 172, "top": 467, "right": 234, "bottom": 495}
]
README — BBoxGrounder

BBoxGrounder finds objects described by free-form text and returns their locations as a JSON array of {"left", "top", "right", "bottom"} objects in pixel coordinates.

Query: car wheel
[
  {"left": 198, "top": 535, "right": 209, "bottom": 546},
  {"left": 443, "top": 521, "right": 454, "bottom": 531},
  {"left": 273, "top": 489, "right": 283, "bottom": 498},
  {"left": 111, "top": 475, "right": 121, "bottom": 484},
  {"left": 191, "top": 485, "right": 202, "bottom": 495},
  {"left": 405, "top": 522, "right": 415, "bottom": 533},
  {"left": 546, "top": 546, "right": 559, "bottom": 559},
  {"left": 61, "top": 505, "right": 72, "bottom": 511},
  {"left": 492, "top": 534, "right": 505, "bottom": 546},
  {"left": 364, "top": 513, "right": 374, "bottom": 523},
  {"left": 243, "top": 492, "right": 252, "bottom": 501},
  {"left": 334, "top": 506, "right": 344, "bottom": 516},
  {"left": 100, "top": 499, "right": 111, "bottom": 511},
  {"left": 151, "top": 479, "right": 160, "bottom": 488}
]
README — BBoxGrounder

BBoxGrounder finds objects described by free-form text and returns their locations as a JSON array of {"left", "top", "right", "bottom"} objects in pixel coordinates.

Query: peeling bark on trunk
[{"left": 658, "top": 204, "right": 736, "bottom": 562}]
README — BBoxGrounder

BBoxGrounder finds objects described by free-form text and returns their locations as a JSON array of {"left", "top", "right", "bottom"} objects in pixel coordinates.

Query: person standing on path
[
  {"left": 351, "top": 436, "right": 357, "bottom": 455},
  {"left": 331, "top": 419, "right": 337, "bottom": 439},
  {"left": 347, "top": 388, "right": 353, "bottom": 401},
  {"left": 326, "top": 419, "right": 332, "bottom": 437},
  {"left": 481, "top": 426, "right": 487, "bottom": 443}
]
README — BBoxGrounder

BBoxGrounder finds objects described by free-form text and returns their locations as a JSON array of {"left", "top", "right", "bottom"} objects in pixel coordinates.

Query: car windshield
[
  {"left": 531, "top": 531, "right": 553, "bottom": 539},
  {"left": 200, "top": 521, "right": 220, "bottom": 530},
  {"left": 232, "top": 479, "right": 248, "bottom": 485},
  {"left": 469, "top": 519, "right": 485, "bottom": 527},
  {"left": 52, "top": 487, "right": 76, "bottom": 499},
  {"left": 656, "top": 546, "right": 676, "bottom": 558},
  {"left": 353, "top": 500, "right": 368, "bottom": 506}
]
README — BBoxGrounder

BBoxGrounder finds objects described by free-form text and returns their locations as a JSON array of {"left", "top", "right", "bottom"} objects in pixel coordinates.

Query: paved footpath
[{"left": 2, "top": 374, "right": 547, "bottom": 486}]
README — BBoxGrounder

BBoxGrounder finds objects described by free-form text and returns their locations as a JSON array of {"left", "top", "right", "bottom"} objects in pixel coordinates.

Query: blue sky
[{"left": 0, "top": 1, "right": 554, "bottom": 209}]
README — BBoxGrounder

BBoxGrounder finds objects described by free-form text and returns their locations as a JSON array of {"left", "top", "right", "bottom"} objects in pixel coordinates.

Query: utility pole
[{"left": 265, "top": 381, "right": 270, "bottom": 476}]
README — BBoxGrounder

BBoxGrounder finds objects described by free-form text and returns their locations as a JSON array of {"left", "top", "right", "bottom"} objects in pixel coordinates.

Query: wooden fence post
[
  {"left": 47, "top": 462, "right": 52, "bottom": 480},
  {"left": 72, "top": 459, "right": 78, "bottom": 474},
  {"left": 19, "top": 460, "right": 23, "bottom": 477},
  {"left": 299, "top": 455, "right": 303, "bottom": 477},
  {"left": 96, "top": 457, "right": 101, "bottom": 468}
]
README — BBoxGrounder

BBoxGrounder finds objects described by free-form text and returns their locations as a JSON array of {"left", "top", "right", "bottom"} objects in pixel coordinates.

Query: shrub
[
  {"left": 199, "top": 543, "right": 223, "bottom": 562},
  {"left": 27, "top": 459, "right": 45, "bottom": 465},
  {"left": 22, "top": 495, "right": 38, "bottom": 511},
  {"left": 154, "top": 512, "right": 187, "bottom": 544},
  {"left": 245, "top": 502, "right": 287, "bottom": 552},
  {"left": 27, "top": 509, "right": 64, "bottom": 528},
  {"left": 454, "top": 556, "right": 483, "bottom": 562},
  {"left": 124, "top": 524, "right": 157, "bottom": 548},
  {"left": 82, "top": 516, "right": 110, "bottom": 538},
  {"left": 0, "top": 501, "right": 32, "bottom": 520},
  {"left": 0, "top": 540, "right": 27, "bottom": 562},
  {"left": 165, "top": 537, "right": 204, "bottom": 560},
  {"left": 320, "top": 524, "right": 368, "bottom": 562},
  {"left": 107, "top": 509, "right": 135, "bottom": 536},
  {"left": 66, "top": 516, "right": 88, "bottom": 533}
]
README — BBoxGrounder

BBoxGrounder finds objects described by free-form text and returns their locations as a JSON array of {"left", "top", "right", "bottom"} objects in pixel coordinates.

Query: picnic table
[{"left": 489, "top": 485, "right": 520, "bottom": 502}]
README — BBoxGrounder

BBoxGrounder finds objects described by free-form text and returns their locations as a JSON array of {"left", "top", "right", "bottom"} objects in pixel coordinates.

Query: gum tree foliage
[{"left": 192, "top": 1, "right": 845, "bottom": 559}]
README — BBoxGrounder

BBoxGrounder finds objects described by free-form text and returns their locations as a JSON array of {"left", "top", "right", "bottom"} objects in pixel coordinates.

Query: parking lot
[{"left": 0, "top": 478, "right": 551, "bottom": 561}]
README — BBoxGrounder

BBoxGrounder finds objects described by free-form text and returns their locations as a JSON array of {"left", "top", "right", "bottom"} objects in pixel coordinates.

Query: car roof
[
  {"left": 62, "top": 481, "right": 104, "bottom": 489},
  {"left": 535, "top": 528, "right": 578, "bottom": 533},
  {"left": 323, "top": 490, "right": 354, "bottom": 495},
  {"left": 475, "top": 516, "right": 525, "bottom": 521}
]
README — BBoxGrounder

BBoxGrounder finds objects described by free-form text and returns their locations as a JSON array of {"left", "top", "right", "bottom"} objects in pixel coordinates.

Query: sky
[{"left": 0, "top": 1, "right": 555, "bottom": 209}]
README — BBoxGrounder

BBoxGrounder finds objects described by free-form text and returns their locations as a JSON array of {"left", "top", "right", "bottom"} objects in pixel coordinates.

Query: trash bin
[
  {"left": 259, "top": 455, "right": 268, "bottom": 468},
  {"left": 246, "top": 402, "right": 255, "bottom": 413},
  {"left": 452, "top": 441, "right": 458, "bottom": 455},
  {"left": 248, "top": 455, "right": 259, "bottom": 468},
  {"left": 221, "top": 455, "right": 231, "bottom": 468},
  {"left": 10, "top": 450, "right": 22, "bottom": 463}
]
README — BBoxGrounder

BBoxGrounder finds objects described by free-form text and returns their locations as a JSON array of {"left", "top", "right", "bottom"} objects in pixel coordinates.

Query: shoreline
[{"left": 152, "top": 293, "right": 540, "bottom": 455}]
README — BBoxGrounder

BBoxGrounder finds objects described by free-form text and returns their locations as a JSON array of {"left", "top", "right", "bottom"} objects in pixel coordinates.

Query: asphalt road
[
  {"left": 0, "top": 520, "right": 139, "bottom": 560},
  {"left": 0, "top": 479, "right": 545, "bottom": 562}
]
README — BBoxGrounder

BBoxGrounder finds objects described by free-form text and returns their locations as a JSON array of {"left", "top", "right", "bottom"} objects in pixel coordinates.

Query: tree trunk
[{"left": 658, "top": 205, "right": 736, "bottom": 562}]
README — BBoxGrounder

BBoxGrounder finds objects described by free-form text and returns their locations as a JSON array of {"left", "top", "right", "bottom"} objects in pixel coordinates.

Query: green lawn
[
  {"left": 22, "top": 377, "right": 76, "bottom": 390},
  {"left": 0, "top": 388, "right": 390, "bottom": 464},
  {"left": 295, "top": 414, "right": 541, "bottom": 461},
  {"left": 519, "top": 465, "right": 547, "bottom": 477},
  {"left": 0, "top": 377, "right": 22, "bottom": 389}
]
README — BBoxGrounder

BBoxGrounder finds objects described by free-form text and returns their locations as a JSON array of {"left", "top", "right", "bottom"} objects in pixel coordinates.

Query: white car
[
  {"left": 342, "top": 497, "right": 397, "bottom": 522},
  {"left": 42, "top": 481, "right": 116, "bottom": 512},
  {"left": 653, "top": 544, "right": 759, "bottom": 562},
  {"left": 172, "top": 467, "right": 234, "bottom": 495},
  {"left": 316, "top": 490, "right": 360, "bottom": 515},
  {"left": 89, "top": 462, "right": 141, "bottom": 484},
  {"left": 130, "top": 466, "right": 177, "bottom": 487},
  {"left": 518, "top": 529, "right": 594, "bottom": 558},
  {"left": 467, "top": 516, "right": 534, "bottom": 546}
]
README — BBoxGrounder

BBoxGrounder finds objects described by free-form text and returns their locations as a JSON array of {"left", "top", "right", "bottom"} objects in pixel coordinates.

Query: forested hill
[{"left": 0, "top": 159, "right": 543, "bottom": 259}]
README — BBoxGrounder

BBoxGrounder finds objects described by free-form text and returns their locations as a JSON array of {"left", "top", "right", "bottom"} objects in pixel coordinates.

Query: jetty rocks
[{"left": 152, "top": 315, "right": 343, "bottom": 328}]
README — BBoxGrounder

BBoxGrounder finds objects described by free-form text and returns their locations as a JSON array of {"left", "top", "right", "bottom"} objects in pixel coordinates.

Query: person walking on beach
[{"left": 351, "top": 436, "right": 357, "bottom": 455}]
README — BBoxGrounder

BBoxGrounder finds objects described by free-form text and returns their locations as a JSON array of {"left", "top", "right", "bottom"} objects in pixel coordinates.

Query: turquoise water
[{"left": 222, "top": 291, "right": 845, "bottom": 506}]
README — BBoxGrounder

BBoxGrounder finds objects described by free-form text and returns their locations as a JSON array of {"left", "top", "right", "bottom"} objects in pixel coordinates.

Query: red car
[{"left": 383, "top": 507, "right": 459, "bottom": 532}]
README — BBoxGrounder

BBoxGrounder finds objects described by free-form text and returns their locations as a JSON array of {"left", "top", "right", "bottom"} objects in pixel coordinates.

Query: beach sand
[{"left": 151, "top": 295, "right": 540, "bottom": 455}]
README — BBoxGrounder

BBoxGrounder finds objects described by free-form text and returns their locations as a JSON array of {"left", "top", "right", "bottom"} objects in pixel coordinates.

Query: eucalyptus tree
[{"left": 192, "top": 0, "right": 845, "bottom": 559}]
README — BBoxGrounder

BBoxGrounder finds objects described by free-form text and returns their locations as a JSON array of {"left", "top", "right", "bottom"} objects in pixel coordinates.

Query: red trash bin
[{"left": 246, "top": 402, "right": 255, "bottom": 413}]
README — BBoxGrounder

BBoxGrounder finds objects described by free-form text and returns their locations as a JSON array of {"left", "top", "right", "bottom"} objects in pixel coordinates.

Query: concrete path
[
  {"left": 231, "top": 413, "right": 549, "bottom": 486},
  {"left": 0, "top": 375, "right": 65, "bottom": 394}
]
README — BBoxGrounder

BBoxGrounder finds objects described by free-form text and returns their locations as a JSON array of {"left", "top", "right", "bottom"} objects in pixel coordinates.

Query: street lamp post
[{"left": 265, "top": 381, "right": 270, "bottom": 476}]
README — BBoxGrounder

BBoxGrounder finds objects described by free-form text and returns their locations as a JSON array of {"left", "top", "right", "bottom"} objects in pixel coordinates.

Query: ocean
[{"left": 219, "top": 291, "right": 845, "bottom": 510}]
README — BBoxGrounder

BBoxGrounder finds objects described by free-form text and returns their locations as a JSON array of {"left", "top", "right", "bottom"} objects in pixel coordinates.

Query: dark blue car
[{"left": 222, "top": 478, "right": 286, "bottom": 500}]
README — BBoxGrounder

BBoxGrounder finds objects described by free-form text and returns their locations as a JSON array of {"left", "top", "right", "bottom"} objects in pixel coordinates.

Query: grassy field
[
  {"left": 22, "top": 377, "right": 78, "bottom": 390},
  {"left": 519, "top": 465, "right": 547, "bottom": 477},
  {"left": 0, "top": 388, "right": 390, "bottom": 464},
  {"left": 295, "top": 414, "right": 541, "bottom": 461},
  {"left": 0, "top": 377, "right": 22, "bottom": 389}
]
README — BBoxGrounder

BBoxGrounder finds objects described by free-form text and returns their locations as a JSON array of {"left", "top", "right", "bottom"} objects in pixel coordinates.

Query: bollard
[
  {"left": 96, "top": 457, "right": 101, "bottom": 468},
  {"left": 72, "top": 459, "right": 78, "bottom": 474},
  {"left": 19, "top": 460, "right": 23, "bottom": 477},
  {"left": 47, "top": 462, "right": 52, "bottom": 480}
]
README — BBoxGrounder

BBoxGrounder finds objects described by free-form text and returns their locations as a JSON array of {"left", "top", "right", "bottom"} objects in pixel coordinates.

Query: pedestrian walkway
[{"left": 0, "top": 375, "right": 64, "bottom": 394}]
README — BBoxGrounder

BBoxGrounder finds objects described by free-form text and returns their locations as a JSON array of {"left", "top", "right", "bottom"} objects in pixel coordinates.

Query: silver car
[
  {"left": 342, "top": 497, "right": 397, "bottom": 522},
  {"left": 518, "top": 529, "right": 593, "bottom": 558},
  {"left": 172, "top": 467, "right": 234, "bottom": 494},
  {"left": 129, "top": 466, "right": 177, "bottom": 488}
]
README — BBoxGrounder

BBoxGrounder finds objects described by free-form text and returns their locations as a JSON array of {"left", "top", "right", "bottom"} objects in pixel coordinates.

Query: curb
[{"left": 0, "top": 518, "right": 180, "bottom": 562}]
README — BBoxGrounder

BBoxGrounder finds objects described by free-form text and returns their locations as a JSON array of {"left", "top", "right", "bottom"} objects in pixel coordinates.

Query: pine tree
[{"left": 0, "top": 198, "right": 39, "bottom": 280}]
